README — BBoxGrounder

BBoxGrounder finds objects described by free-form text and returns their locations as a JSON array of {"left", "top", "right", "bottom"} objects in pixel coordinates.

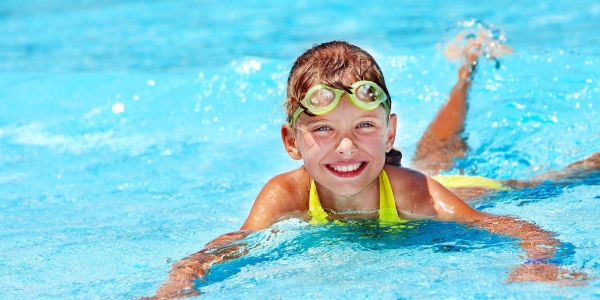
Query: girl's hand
[
  {"left": 149, "top": 232, "right": 251, "bottom": 299},
  {"left": 507, "top": 262, "right": 588, "bottom": 284}
]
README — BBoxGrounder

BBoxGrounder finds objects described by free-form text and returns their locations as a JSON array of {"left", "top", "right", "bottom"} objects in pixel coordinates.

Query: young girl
[{"left": 151, "top": 40, "right": 594, "bottom": 298}]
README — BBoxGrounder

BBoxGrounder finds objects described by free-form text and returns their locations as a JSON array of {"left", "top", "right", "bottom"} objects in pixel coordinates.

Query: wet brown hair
[
  {"left": 284, "top": 41, "right": 391, "bottom": 123},
  {"left": 284, "top": 41, "right": 401, "bottom": 166}
]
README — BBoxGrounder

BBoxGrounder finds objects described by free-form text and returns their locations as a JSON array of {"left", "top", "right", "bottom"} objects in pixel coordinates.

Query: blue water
[{"left": 1, "top": 0, "right": 600, "bottom": 298}]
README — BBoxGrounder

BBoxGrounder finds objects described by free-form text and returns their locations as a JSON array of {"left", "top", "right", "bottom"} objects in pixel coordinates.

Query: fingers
[{"left": 507, "top": 263, "right": 589, "bottom": 285}]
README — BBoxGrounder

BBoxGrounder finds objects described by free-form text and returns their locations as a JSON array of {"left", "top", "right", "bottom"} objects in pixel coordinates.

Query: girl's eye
[
  {"left": 314, "top": 125, "right": 330, "bottom": 131},
  {"left": 358, "top": 122, "right": 373, "bottom": 128}
]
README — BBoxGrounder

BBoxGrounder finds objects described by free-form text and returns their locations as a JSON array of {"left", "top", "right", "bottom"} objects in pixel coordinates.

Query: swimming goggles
[{"left": 291, "top": 80, "right": 390, "bottom": 126}]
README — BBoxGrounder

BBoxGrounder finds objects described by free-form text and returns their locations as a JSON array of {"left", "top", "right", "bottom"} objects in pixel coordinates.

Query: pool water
[{"left": 1, "top": 0, "right": 600, "bottom": 298}]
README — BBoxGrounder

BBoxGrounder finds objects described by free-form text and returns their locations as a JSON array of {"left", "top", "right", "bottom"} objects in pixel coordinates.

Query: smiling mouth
[
  {"left": 329, "top": 163, "right": 362, "bottom": 172},
  {"left": 326, "top": 162, "right": 367, "bottom": 177}
]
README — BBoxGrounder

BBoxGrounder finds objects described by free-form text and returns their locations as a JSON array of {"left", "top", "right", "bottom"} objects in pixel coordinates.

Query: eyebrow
[
  {"left": 358, "top": 113, "right": 382, "bottom": 119},
  {"left": 304, "top": 117, "right": 329, "bottom": 126},
  {"left": 303, "top": 113, "right": 382, "bottom": 126},
  {"left": 354, "top": 111, "right": 385, "bottom": 120}
]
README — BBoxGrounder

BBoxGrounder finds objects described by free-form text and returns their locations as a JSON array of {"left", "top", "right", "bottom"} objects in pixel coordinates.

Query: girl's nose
[{"left": 336, "top": 137, "right": 357, "bottom": 155}]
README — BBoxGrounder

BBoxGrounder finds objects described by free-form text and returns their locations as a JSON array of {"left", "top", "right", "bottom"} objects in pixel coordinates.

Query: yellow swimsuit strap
[
  {"left": 378, "top": 170, "right": 404, "bottom": 223},
  {"left": 308, "top": 180, "right": 329, "bottom": 224},
  {"left": 308, "top": 170, "right": 405, "bottom": 224}
]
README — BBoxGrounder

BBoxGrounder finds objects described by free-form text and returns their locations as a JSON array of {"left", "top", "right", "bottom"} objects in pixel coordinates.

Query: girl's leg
[
  {"left": 531, "top": 152, "right": 600, "bottom": 183},
  {"left": 499, "top": 152, "right": 600, "bottom": 188},
  {"left": 412, "top": 50, "right": 479, "bottom": 176}
]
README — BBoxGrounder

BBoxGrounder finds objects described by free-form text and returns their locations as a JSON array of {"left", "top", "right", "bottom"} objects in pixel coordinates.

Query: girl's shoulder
[
  {"left": 267, "top": 167, "right": 311, "bottom": 203},
  {"left": 262, "top": 167, "right": 312, "bottom": 210},
  {"left": 241, "top": 167, "right": 311, "bottom": 230},
  {"left": 383, "top": 164, "right": 428, "bottom": 187},
  {"left": 383, "top": 165, "right": 436, "bottom": 216}
]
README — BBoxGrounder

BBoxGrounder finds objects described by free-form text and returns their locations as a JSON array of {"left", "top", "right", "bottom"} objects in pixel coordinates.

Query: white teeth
[{"left": 331, "top": 163, "right": 361, "bottom": 172}]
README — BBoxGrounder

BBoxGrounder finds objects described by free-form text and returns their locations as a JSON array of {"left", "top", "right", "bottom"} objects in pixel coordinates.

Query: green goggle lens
[{"left": 291, "top": 80, "right": 389, "bottom": 126}]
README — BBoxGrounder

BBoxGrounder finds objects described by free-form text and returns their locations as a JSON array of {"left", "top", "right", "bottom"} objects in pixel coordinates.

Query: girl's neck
[{"left": 315, "top": 177, "right": 380, "bottom": 213}]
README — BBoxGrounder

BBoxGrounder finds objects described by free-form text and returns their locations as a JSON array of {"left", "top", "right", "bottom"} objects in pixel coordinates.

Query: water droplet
[{"left": 112, "top": 103, "right": 125, "bottom": 114}]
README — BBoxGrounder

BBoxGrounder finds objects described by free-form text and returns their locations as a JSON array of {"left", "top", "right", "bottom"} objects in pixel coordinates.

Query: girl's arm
[
  {"left": 427, "top": 177, "right": 558, "bottom": 260},
  {"left": 149, "top": 171, "right": 308, "bottom": 298},
  {"left": 425, "top": 177, "right": 586, "bottom": 283},
  {"left": 152, "top": 231, "right": 252, "bottom": 299}
]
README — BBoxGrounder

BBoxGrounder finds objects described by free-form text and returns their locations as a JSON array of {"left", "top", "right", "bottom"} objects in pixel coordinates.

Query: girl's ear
[
  {"left": 385, "top": 114, "right": 398, "bottom": 152},
  {"left": 281, "top": 124, "right": 302, "bottom": 160}
]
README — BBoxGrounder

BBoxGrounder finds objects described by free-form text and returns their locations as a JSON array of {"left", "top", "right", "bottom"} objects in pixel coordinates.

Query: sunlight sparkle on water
[{"left": 112, "top": 103, "right": 125, "bottom": 114}]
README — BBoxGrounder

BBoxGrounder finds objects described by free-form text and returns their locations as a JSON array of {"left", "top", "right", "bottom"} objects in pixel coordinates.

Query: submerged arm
[
  {"left": 468, "top": 216, "right": 586, "bottom": 283},
  {"left": 426, "top": 177, "right": 586, "bottom": 283},
  {"left": 429, "top": 177, "right": 558, "bottom": 260},
  {"left": 151, "top": 171, "right": 306, "bottom": 299}
]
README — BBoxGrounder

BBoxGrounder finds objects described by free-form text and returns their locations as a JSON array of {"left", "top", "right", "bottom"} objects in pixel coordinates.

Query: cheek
[
  {"left": 298, "top": 132, "right": 316, "bottom": 150},
  {"left": 369, "top": 141, "right": 388, "bottom": 156},
  {"left": 297, "top": 133, "right": 324, "bottom": 162},
  {"left": 298, "top": 131, "right": 338, "bottom": 153},
  {"left": 362, "top": 128, "right": 387, "bottom": 146}
]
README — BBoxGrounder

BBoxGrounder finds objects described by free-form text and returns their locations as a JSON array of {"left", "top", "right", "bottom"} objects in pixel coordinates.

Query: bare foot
[
  {"left": 457, "top": 41, "right": 481, "bottom": 82},
  {"left": 442, "top": 28, "right": 513, "bottom": 63},
  {"left": 442, "top": 27, "right": 514, "bottom": 82}
]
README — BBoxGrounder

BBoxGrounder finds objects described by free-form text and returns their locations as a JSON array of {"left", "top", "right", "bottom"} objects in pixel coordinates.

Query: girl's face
[{"left": 283, "top": 94, "right": 397, "bottom": 198}]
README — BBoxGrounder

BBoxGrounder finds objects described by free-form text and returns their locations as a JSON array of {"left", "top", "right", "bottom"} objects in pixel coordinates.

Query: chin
[{"left": 328, "top": 182, "right": 370, "bottom": 198}]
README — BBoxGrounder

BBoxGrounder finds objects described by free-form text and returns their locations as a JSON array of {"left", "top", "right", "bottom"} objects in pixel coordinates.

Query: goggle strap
[{"left": 291, "top": 107, "right": 304, "bottom": 127}]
